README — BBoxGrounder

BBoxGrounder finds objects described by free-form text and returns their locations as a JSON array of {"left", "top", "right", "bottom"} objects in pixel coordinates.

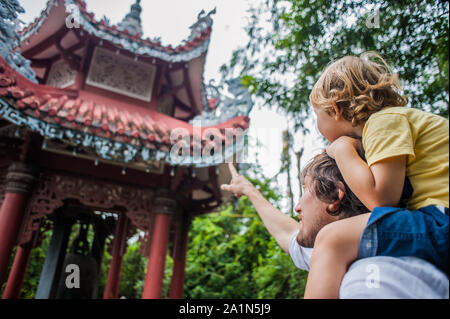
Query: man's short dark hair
[{"left": 301, "top": 153, "right": 369, "bottom": 218}]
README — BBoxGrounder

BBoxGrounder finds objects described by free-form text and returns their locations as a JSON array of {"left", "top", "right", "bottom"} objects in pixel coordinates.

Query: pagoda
[{"left": 0, "top": 0, "right": 252, "bottom": 299}]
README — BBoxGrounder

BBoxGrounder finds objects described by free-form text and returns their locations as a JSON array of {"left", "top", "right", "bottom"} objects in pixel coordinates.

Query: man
[{"left": 220, "top": 153, "right": 449, "bottom": 298}]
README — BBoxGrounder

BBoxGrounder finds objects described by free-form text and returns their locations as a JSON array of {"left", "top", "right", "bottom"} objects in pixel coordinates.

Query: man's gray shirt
[{"left": 289, "top": 231, "right": 449, "bottom": 299}]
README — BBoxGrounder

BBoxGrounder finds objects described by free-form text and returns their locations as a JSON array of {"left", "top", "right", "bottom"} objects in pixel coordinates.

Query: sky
[{"left": 18, "top": 0, "right": 325, "bottom": 211}]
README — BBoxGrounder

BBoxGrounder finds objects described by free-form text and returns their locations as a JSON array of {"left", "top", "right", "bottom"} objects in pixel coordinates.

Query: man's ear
[
  {"left": 336, "top": 182, "right": 345, "bottom": 200},
  {"left": 327, "top": 182, "right": 345, "bottom": 212},
  {"left": 331, "top": 102, "right": 342, "bottom": 121}
]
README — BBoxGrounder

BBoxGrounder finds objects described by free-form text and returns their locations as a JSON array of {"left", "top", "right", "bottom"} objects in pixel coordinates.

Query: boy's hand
[
  {"left": 220, "top": 162, "right": 255, "bottom": 197},
  {"left": 326, "top": 136, "right": 363, "bottom": 159}
]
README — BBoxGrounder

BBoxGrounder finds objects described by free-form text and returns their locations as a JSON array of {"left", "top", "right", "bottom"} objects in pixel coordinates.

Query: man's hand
[
  {"left": 326, "top": 136, "right": 363, "bottom": 159},
  {"left": 221, "top": 162, "right": 299, "bottom": 254},
  {"left": 220, "top": 162, "right": 255, "bottom": 197}
]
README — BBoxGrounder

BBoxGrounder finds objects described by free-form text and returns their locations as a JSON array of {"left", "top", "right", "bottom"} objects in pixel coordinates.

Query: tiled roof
[
  {"left": 19, "top": 0, "right": 213, "bottom": 61},
  {"left": 0, "top": 57, "right": 249, "bottom": 164}
]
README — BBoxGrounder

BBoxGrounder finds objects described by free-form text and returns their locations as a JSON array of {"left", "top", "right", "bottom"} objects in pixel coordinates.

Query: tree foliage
[
  {"left": 222, "top": 0, "right": 449, "bottom": 131},
  {"left": 183, "top": 164, "right": 307, "bottom": 298}
]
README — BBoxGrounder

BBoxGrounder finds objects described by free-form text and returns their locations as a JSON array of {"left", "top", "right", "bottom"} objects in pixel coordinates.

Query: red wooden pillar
[
  {"left": 142, "top": 189, "right": 178, "bottom": 299},
  {"left": 103, "top": 213, "right": 129, "bottom": 299},
  {"left": 2, "top": 238, "right": 34, "bottom": 299},
  {"left": 169, "top": 214, "right": 191, "bottom": 299},
  {"left": 0, "top": 162, "right": 36, "bottom": 287}
]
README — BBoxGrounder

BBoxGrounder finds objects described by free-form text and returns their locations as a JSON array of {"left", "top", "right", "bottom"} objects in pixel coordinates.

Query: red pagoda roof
[
  {"left": 19, "top": 0, "right": 214, "bottom": 62},
  {"left": 0, "top": 57, "right": 249, "bottom": 164}
]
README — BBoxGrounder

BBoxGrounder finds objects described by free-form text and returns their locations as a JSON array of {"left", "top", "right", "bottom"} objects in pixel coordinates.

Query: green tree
[
  {"left": 184, "top": 162, "right": 307, "bottom": 298},
  {"left": 118, "top": 241, "right": 148, "bottom": 298},
  {"left": 223, "top": 0, "right": 449, "bottom": 132}
]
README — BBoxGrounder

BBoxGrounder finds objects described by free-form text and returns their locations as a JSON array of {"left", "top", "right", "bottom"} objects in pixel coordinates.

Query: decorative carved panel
[
  {"left": 46, "top": 59, "right": 77, "bottom": 88},
  {"left": 19, "top": 171, "right": 155, "bottom": 244},
  {"left": 86, "top": 47, "right": 157, "bottom": 102}
]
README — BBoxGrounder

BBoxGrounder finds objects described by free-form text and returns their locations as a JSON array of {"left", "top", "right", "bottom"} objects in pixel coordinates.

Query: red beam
[
  {"left": 73, "top": 40, "right": 90, "bottom": 90},
  {"left": 173, "top": 96, "right": 193, "bottom": 113},
  {"left": 22, "top": 26, "right": 68, "bottom": 58},
  {"left": 168, "top": 63, "right": 186, "bottom": 72},
  {"left": 165, "top": 67, "right": 197, "bottom": 117},
  {"left": 32, "top": 150, "right": 164, "bottom": 189},
  {"left": 80, "top": 40, "right": 95, "bottom": 90},
  {"left": 54, "top": 36, "right": 81, "bottom": 71},
  {"left": 164, "top": 71, "right": 174, "bottom": 88},
  {"left": 30, "top": 57, "right": 58, "bottom": 68},
  {"left": 183, "top": 67, "right": 198, "bottom": 115},
  {"left": 154, "top": 62, "right": 167, "bottom": 98}
]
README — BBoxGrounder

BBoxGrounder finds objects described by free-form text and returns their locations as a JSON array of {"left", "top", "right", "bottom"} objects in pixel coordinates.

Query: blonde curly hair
[{"left": 309, "top": 52, "right": 408, "bottom": 126}]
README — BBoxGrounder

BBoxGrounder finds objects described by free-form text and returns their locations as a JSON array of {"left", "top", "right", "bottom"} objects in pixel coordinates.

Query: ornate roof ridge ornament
[
  {"left": 0, "top": 0, "right": 37, "bottom": 82},
  {"left": 117, "top": 0, "right": 143, "bottom": 37},
  {"left": 188, "top": 7, "right": 216, "bottom": 42}
]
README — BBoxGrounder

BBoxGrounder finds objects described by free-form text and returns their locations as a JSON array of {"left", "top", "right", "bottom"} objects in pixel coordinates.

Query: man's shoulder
[
  {"left": 288, "top": 231, "right": 313, "bottom": 271},
  {"left": 340, "top": 256, "right": 449, "bottom": 299}
]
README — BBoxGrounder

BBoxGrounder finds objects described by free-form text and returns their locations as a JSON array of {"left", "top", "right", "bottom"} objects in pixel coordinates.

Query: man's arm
[
  {"left": 246, "top": 187, "right": 299, "bottom": 253},
  {"left": 221, "top": 163, "right": 299, "bottom": 253},
  {"left": 326, "top": 136, "right": 406, "bottom": 211}
]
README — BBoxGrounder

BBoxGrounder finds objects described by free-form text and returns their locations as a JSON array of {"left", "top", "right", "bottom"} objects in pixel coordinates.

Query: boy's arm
[
  {"left": 221, "top": 163, "right": 299, "bottom": 253},
  {"left": 327, "top": 136, "right": 406, "bottom": 211}
]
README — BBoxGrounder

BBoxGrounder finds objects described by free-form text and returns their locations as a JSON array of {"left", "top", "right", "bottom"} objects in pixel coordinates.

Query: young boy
[{"left": 304, "top": 51, "right": 449, "bottom": 298}]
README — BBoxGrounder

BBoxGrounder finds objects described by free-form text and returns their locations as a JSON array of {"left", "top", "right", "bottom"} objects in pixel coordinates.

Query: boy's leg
[{"left": 304, "top": 213, "right": 371, "bottom": 299}]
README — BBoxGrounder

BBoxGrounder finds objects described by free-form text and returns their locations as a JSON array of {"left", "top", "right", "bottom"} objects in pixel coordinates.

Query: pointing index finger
[{"left": 228, "top": 162, "right": 239, "bottom": 178}]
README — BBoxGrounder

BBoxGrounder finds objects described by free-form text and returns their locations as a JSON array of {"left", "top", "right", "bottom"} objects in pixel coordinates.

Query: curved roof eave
[
  {"left": 0, "top": 56, "right": 250, "bottom": 167},
  {"left": 19, "top": 0, "right": 214, "bottom": 63}
]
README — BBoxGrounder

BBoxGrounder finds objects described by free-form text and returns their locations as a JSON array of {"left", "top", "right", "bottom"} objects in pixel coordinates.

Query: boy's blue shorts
[{"left": 358, "top": 205, "right": 449, "bottom": 275}]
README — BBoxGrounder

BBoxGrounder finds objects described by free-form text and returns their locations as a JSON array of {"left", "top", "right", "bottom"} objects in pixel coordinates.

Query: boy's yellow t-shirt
[{"left": 362, "top": 106, "right": 449, "bottom": 210}]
